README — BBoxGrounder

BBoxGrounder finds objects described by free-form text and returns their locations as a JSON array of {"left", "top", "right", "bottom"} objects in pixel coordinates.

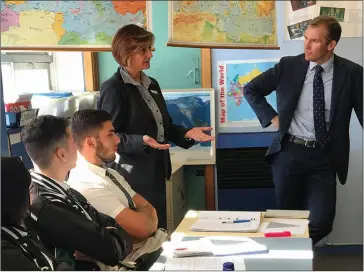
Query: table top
[{"left": 171, "top": 210, "right": 310, "bottom": 239}]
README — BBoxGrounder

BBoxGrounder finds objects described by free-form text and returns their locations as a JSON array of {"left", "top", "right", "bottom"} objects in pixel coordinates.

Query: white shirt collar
[
  {"left": 309, "top": 55, "right": 334, "bottom": 73},
  {"left": 58, "top": 180, "right": 70, "bottom": 190},
  {"left": 75, "top": 154, "right": 107, "bottom": 178},
  {"left": 31, "top": 168, "right": 70, "bottom": 190}
]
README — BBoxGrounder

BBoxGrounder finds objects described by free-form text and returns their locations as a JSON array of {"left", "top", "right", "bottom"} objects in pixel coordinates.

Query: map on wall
[
  {"left": 163, "top": 89, "right": 216, "bottom": 165},
  {"left": 0, "top": 0, "right": 150, "bottom": 49},
  {"left": 217, "top": 59, "right": 278, "bottom": 129},
  {"left": 168, "top": 1, "right": 278, "bottom": 48}
]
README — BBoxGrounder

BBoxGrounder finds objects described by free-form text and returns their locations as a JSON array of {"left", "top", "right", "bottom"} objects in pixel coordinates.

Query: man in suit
[{"left": 244, "top": 16, "right": 363, "bottom": 245}]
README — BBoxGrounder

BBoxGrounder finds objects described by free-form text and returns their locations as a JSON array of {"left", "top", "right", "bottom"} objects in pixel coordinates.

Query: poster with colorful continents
[
  {"left": 1, "top": 0, "right": 150, "bottom": 49},
  {"left": 169, "top": 1, "right": 278, "bottom": 48},
  {"left": 217, "top": 59, "right": 278, "bottom": 131},
  {"left": 162, "top": 89, "right": 216, "bottom": 165}
]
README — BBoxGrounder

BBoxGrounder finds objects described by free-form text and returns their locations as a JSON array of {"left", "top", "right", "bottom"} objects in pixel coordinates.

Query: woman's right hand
[{"left": 143, "top": 135, "right": 171, "bottom": 150}]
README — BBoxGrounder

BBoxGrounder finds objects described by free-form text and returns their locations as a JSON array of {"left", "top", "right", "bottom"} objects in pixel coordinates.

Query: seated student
[
  {"left": 1, "top": 156, "right": 73, "bottom": 271},
  {"left": 68, "top": 109, "right": 166, "bottom": 267},
  {"left": 21, "top": 115, "right": 133, "bottom": 270}
]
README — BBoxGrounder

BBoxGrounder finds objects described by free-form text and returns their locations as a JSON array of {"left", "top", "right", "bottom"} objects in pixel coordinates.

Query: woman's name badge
[{"left": 150, "top": 90, "right": 158, "bottom": 94}]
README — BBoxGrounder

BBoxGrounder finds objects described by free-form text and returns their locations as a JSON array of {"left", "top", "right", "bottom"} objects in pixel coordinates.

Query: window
[{"left": 1, "top": 51, "right": 85, "bottom": 102}]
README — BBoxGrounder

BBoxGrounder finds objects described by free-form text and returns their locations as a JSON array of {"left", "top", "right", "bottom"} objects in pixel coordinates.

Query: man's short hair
[
  {"left": 309, "top": 16, "right": 342, "bottom": 43},
  {"left": 71, "top": 109, "right": 112, "bottom": 148},
  {"left": 21, "top": 115, "right": 69, "bottom": 170}
]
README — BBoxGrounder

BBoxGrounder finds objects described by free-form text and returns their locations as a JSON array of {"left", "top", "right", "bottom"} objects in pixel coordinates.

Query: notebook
[
  {"left": 189, "top": 211, "right": 261, "bottom": 232},
  {"left": 169, "top": 239, "right": 214, "bottom": 258},
  {"left": 264, "top": 210, "right": 310, "bottom": 219}
]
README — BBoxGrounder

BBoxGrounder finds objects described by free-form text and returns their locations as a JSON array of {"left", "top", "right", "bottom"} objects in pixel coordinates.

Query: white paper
[
  {"left": 165, "top": 256, "right": 246, "bottom": 271},
  {"left": 202, "top": 236, "right": 268, "bottom": 256},
  {"left": 164, "top": 239, "right": 214, "bottom": 258},
  {"left": 198, "top": 211, "right": 261, "bottom": 221},
  {"left": 258, "top": 219, "right": 309, "bottom": 235},
  {"left": 190, "top": 211, "right": 261, "bottom": 232},
  {"left": 190, "top": 219, "right": 261, "bottom": 233},
  {"left": 284, "top": 1, "right": 362, "bottom": 40}
]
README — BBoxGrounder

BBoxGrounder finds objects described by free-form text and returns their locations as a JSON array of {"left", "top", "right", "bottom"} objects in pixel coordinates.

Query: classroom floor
[{"left": 313, "top": 246, "right": 363, "bottom": 271}]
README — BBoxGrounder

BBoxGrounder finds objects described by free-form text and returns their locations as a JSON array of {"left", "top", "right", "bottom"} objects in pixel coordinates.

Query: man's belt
[{"left": 287, "top": 135, "right": 318, "bottom": 148}]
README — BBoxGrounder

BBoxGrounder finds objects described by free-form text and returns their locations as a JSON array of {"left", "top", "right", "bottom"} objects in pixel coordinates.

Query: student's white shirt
[{"left": 68, "top": 155, "right": 136, "bottom": 219}]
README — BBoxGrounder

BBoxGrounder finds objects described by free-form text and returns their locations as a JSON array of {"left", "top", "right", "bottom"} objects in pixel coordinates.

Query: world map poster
[
  {"left": 169, "top": 1, "right": 277, "bottom": 48},
  {"left": 1, "top": 0, "right": 149, "bottom": 48},
  {"left": 217, "top": 59, "right": 278, "bottom": 129}
]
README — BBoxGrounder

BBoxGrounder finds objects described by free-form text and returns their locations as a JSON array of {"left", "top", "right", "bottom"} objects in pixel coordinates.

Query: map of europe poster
[{"left": 162, "top": 89, "right": 216, "bottom": 165}]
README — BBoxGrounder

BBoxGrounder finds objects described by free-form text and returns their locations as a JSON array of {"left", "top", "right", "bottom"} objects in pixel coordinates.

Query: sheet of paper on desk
[
  {"left": 198, "top": 211, "right": 261, "bottom": 221},
  {"left": 165, "top": 256, "right": 246, "bottom": 270},
  {"left": 203, "top": 236, "right": 269, "bottom": 256},
  {"left": 259, "top": 219, "right": 308, "bottom": 234},
  {"left": 190, "top": 219, "right": 261, "bottom": 232}
]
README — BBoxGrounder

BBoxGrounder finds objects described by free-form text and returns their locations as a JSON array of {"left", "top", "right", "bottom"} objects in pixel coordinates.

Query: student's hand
[
  {"left": 271, "top": 116, "right": 279, "bottom": 129},
  {"left": 185, "top": 127, "right": 215, "bottom": 142},
  {"left": 143, "top": 135, "right": 171, "bottom": 150}
]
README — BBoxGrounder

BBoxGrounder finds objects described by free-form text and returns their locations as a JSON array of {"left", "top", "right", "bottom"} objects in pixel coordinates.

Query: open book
[{"left": 189, "top": 211, "right": 261, "bottom": 232}]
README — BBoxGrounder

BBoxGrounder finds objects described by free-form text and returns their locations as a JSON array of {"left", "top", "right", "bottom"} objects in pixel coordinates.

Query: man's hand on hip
[{"left": 271, "top": 116, "right": 279, "bottom": 129}]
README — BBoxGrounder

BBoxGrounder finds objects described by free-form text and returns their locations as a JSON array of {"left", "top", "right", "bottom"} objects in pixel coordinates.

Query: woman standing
[{"left": 98, "top": 24, "right": 214, "bottom": 229}]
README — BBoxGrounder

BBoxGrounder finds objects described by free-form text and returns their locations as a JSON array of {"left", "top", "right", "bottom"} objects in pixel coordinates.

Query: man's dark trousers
[{"left": 271, "top": 139, "right": 337, "bottom": 245}]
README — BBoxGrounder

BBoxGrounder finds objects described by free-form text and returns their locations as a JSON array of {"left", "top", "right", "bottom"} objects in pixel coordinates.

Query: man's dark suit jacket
[
  {"left": 243, "top": 53, "right": 363, "bottom": 184},
  {"left": 98, "top": 68, "right": 195, "bottom": 197}
]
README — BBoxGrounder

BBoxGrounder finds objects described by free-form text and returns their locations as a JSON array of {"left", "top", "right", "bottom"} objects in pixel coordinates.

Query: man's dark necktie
[
  {"left": 106, "top": 170, "right": 137, "bottom": 211},
  {"left": 313, "top": 65, "right": 328, "bottom": 147}
]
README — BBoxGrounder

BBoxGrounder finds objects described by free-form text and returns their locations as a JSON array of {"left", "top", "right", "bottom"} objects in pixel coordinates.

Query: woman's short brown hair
[{"left": 111, "top": 24, "right": 155, "bottom": 66}]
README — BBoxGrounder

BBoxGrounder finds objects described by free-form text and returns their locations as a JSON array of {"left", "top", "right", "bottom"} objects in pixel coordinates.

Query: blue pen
[{"left": 222, "top": 219, "right": 250, "bottom": 224}]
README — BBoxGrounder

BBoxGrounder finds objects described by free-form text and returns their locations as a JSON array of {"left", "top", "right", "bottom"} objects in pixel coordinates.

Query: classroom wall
[
  {"left": 98, "top": 1, "right": 201, "bottom": 90},
  {"left": 212, "top": 1, "right": 363, "bottom": 245},
  {"left": 1, "top": 69, "right": 9, "bottom": 156}
]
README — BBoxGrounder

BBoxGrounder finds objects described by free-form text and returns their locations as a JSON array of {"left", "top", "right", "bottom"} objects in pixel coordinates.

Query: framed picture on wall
[{"left": 162, "top": 88, "right": 216, "bottom": 165}]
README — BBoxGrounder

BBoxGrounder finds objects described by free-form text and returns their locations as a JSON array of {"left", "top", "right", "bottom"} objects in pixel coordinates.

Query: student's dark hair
[
  {"left": 1, "top": 156, "right": 31, "bottom": 226},
  {"left": 309, "top": 16, "right": 342, "bottom": 44},
  {"left": 21, "top": 115, "right": 69, "bottom": 170},
  {"left": 71, "top": 109, "right": 112, "bottom": 148}
]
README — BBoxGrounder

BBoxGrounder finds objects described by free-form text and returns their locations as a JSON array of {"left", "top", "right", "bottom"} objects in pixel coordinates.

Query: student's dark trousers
[{"left": 271, "top": 140, "right": 337, "bottom": 245}]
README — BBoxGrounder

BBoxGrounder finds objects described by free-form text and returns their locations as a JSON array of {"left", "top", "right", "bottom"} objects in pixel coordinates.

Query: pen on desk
[{"left": 222, "top": 219, "right": 251, "bottom": 224}]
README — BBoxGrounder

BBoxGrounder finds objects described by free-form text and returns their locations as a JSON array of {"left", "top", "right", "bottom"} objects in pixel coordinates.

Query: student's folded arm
[
  {"left": 77, "top": 185, "right": 157, "bottom": 241},
  {"left": 114, "top": 206, "right": 158, "bottom": 241},
  {"left": 34, "top": 201, "right": 132, "bottom": 266},
  {"left": 133, "top": 193, "right": 158, "bottom": 222}
]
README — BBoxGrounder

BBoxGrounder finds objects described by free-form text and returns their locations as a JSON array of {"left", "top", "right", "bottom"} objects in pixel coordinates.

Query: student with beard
[
  {"left": 68, "top": 109, "right": 166, "bottom": 270},
  {"left": 21, "top": 115, "right": 132, "bottom": 270}
]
